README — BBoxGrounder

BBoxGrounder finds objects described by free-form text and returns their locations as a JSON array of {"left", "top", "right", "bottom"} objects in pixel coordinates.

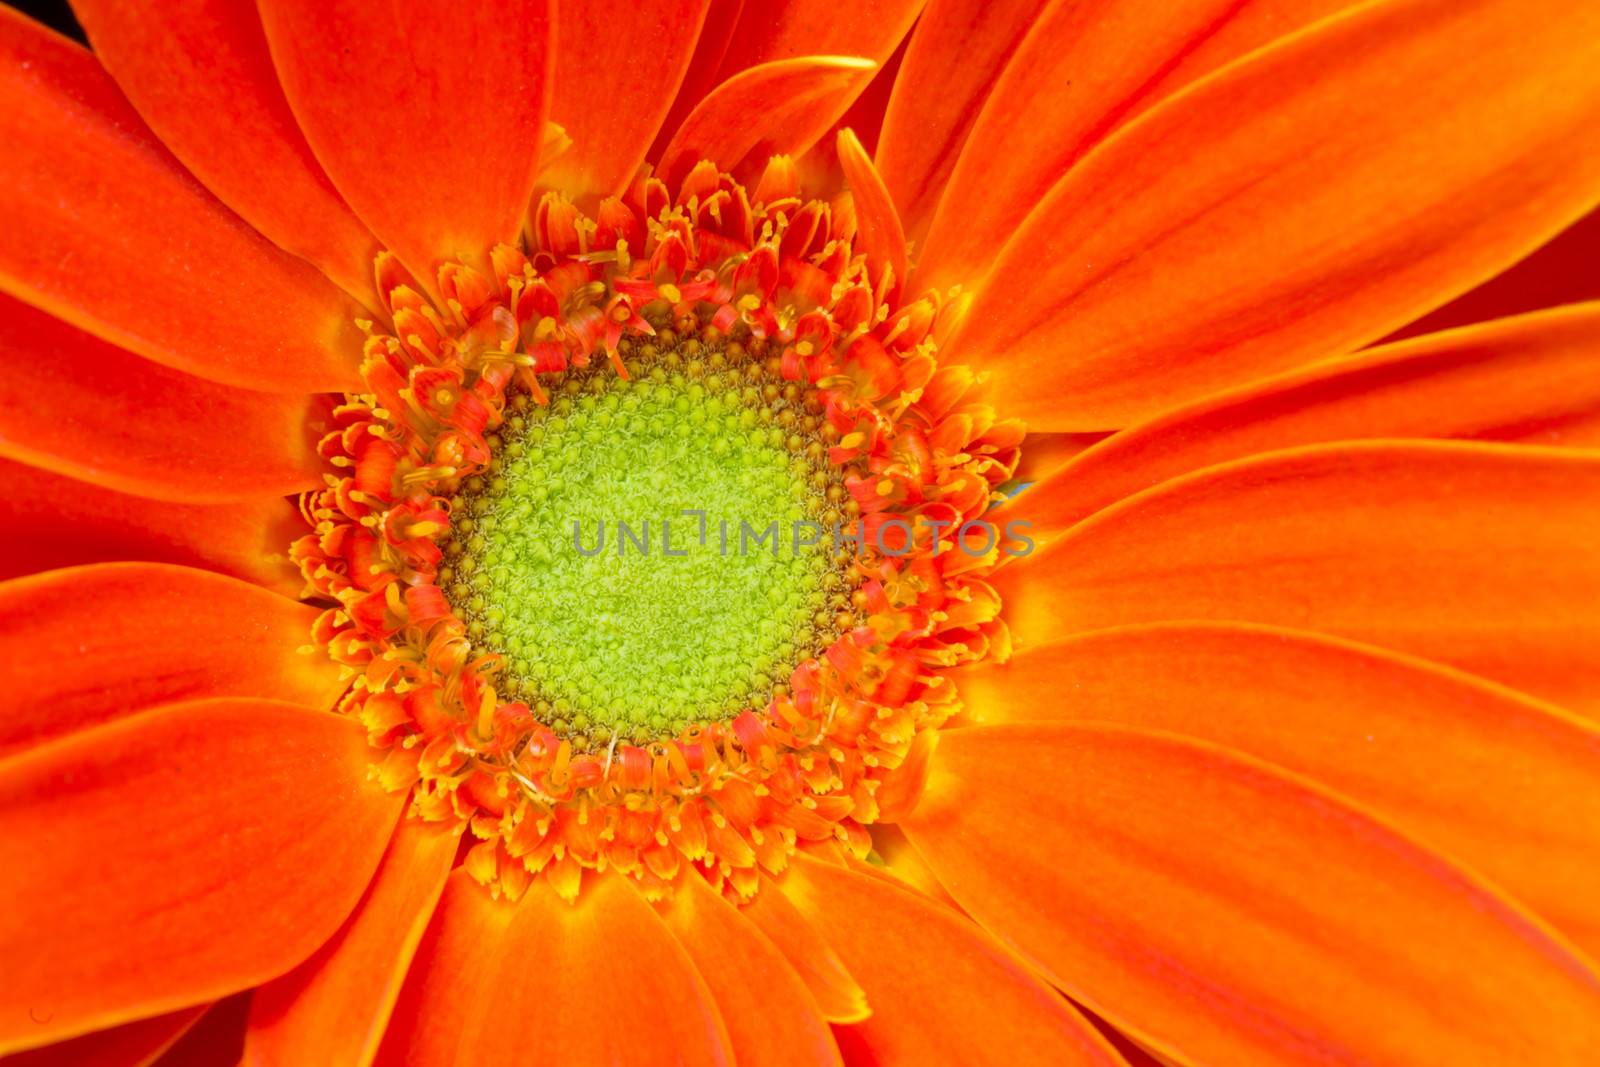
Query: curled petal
[{"left": 658, "top": 56, "right": 878, "bottom": 190}]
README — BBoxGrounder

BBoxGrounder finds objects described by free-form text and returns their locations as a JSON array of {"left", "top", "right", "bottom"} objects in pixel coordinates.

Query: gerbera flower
[{"left": 2, "top": 0, "right": 1598, "bottom": 1063}]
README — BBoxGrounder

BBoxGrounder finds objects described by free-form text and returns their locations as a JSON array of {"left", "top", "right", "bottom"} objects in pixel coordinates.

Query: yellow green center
[{"left": 450, "top": 340, "right": 850, "bottom": 748}]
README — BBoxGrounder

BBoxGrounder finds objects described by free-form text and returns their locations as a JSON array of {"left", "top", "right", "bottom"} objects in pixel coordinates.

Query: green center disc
[{"left": 452, "top": 352, "right": 847, "bottom": 748}]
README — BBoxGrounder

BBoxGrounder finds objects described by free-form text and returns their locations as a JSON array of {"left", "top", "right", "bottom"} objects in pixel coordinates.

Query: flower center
[
  {"left": 296, "top": 158, "right": 1025, "bottom": 902},
  {"left": 446, "top": 325, "right": 852, "bottom": 749}
]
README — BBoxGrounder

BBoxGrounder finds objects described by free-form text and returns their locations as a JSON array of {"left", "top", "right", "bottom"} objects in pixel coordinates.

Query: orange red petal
[
  {"left": 0, "top": 700, "right": 402, "bottom": 1053},
  {"left": 949, "top": 0, "right": 1600, "bottom": 428},
  {"left": 257, "top": 0, "right": 553, "bottom": 284},
  {"left": 782, "top": 853, "right": 1127, "bottom": 1066},
  {"left": 902, "top": 722, "right": 1600, "bottom": 1065},
  {"left": 0, "top": 563, "right": 344, "bottom": 760},
  {"left": 995, "top": 441, "right": 1600, "bottom": 715},
  {"left": 245, "top": 820, "right": 459, "bottom": 1067},
  {"left": 69, "top": 0, "right": 383, "bottom": 309},
  {"left": 0, "top": 8, "right": 365, "bottom": 394},
  {"left": 960, "top": 622, "right": 1600, "bottom": 958},
  {"left": 0, "top": 294, "right": 324, "bottom": 503}
]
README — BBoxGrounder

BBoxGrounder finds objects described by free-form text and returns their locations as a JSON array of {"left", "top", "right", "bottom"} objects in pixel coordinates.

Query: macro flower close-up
[{"left": 3, "top": 0, "right": 1600, "bottom": 1063}]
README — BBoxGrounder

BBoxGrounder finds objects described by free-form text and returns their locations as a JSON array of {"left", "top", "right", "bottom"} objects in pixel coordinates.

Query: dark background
[{"left": 11, "top": 0, "right": 84, "bottom": 42}]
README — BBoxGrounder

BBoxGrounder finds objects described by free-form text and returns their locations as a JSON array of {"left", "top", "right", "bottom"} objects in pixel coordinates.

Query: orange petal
[
  {"left": 0, "top": 9, "right": 365, "bottom": 394},
  {"left": 245, "top": 820, "right": 458, "bottom": 1067},
  {"left": 860, "top": 825, "right": 961, "bottom": 911},
  {"left": 836, "top": 129, "right": 907, "bottom": 293},
  {"left": 874, "top": 0, "right": 1051, "bottom": 241},
  {"left": 660, "top": 872, "right": 842, "bottom": 1067},
  {"left": 257, "top": 0, "right": 552, "bottom": 283},
  {"left": 0, "top": 295, "right": 323, "bottom": 503},
  {"left": 961, "top": 622, "right": 1600, "bottom": 957},
  {"left": 0, "top": 1006, "right": 207, "bottom": 1067},
  {"left": 782, "top": 853, "right": 1126, "bottom": 1066},
  {"left": 740, "top": 871, "right": 870, "bottom": 1024},
  {"left": 0, "top": 459, "right": 303, "bottom": 598},
  {"left": 658, "top": 56, "right": 878, "bottom": 190},
  {"left": 368, "top": 872, "right": 512, "bottom": 1066},
  {"left": 902, "top": 722, "right": 1600, "bottom": 1065},
  {"left": 541, "top": 0, "right": 711, "bottom": 202},
  {"left": 915, "top": 0, "right": 1347, "bottom": 295},
  {"left": 0, "top": 563, "right": 343, "bottom": 760},
  {"left": 948, "top": 0, "right": 1600, "bottom": 429},
  {"left": 1015, "top": 302, "right": 1600, "bottom": 536},
  {"left": 377, "top": 871, "right": 733, "bottom": 1065},
  {"left": 68, "top": 0, "right": 382, "bottom": 308},
  {"left": 0, "top": 699, "right": 403, "bottom": 1053},
  {"left": 1392, "top": 205, "right": 1600, "bottom": 342},
  {"left": 995, "top": 441, "right": 1600, "bottom": 715}
]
